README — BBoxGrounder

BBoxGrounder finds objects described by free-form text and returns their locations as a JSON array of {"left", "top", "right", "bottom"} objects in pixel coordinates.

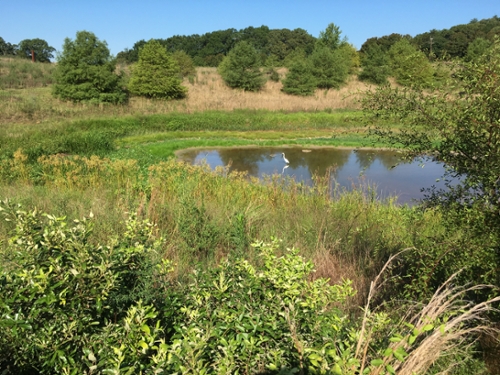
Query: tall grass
[
  {"left": 0, "top": 57, "right": 55, "bottom": 89},
  {"left": 0, "top": 64, "right": 372, "bottom": 125},
  {"left": 0, "top": 151, "right": 438, "bottom": 303}
]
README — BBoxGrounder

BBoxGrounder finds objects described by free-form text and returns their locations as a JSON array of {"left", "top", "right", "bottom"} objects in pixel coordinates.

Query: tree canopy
[
  {"left": 281, "top": 59, "right": 316, "bottom": 96},
  {"left": 0, "top": 37, "right": 16, "bottom": 56},
  {"left": 17, "top": 38, "right": 55, "bottom": 62},
  {"left": 128, "top": 39, "right": 187, "bottom": 99},
  {"left": 53, "top": 31, "right": 127, "bottom": 104}
]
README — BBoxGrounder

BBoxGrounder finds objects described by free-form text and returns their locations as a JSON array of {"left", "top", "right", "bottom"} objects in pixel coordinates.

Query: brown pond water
[{"left": 177, "top": 147, "right": 451, "bottom": 205}]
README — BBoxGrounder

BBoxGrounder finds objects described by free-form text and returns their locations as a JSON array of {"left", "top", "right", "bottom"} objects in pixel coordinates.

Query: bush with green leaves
[
  {"left": 1, "top": 201, "right": 497, "bottom": 374},
  {"left": 218, "top": 41, "right": 266, "bottom": 92},
  {"left": 281, "top": 59, "right": 317, "bottom": 96},
  {"left": 52, "top": 31, "right": 127, "bottom": 104},
  {"left": 128, "top": 39, "right": 187, "bottom": 99},
  {"left": 362, "top": 37, "right": 500, "bottom": 301},
  {"left": 0, "top": 200, "right": 167, "bottom": 374}
]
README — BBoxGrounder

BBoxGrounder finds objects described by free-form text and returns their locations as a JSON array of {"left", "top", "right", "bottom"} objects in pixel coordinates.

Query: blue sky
[{"left": 2, "top": 0, "right": 499, "bottom": 57}]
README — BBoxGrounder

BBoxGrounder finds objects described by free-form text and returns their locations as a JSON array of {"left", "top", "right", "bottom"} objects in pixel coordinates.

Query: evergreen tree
[
  {"left": 281, "top": 59, "right": 316, "bottom": 96},
  {"left": 310, "top": 46, "right": 350, "bottom": 89},
  {"left": 53, "top": 31, "right": 127, "bottom": 104},
  {"left": 358, "top": 44, "right": 391, "bottom": 85},
  {"left": 388, "top": 39, "right": 434, "bottom": 87},
  {"left": 128, "top": 40, "right": 187, "bottom": 99},
  {"left": 218, "top": 41, "right": 265, "bottom": 91}
]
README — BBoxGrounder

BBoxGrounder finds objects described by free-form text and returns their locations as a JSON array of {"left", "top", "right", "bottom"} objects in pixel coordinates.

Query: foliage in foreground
[
  {"left": 0, "top": 201, "right": 498, "bottom": 374},
  {"left": 362, "top": 37, "right": 500, "bottom": 297}
]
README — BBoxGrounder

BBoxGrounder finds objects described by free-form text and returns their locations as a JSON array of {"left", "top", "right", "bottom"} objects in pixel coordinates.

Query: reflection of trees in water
[
  {"left": 177, "top": 147, "right": 403, "bottom": 179},
  {"left": 218, "top": 147, "right": 275, "bottom": 176},
  {"left": 176, "top": 150, "right": 197, "bottom": 165},
  {"left": 375, "top": 150, "right": 403, "bottom": 170},
  {"left": 301, "top": 148, "right": 351, "bottom": 177},
  {"left": 217, "top": 147, "right": 353, "bottom": 178},
  {"left": 354, "top": 150, "right": 402, "bottom": 171}
]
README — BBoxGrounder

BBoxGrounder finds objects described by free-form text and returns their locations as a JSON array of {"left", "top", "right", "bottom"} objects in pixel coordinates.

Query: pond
[{"left": 176, "top": 147, "right": 450, "bottom": 205}]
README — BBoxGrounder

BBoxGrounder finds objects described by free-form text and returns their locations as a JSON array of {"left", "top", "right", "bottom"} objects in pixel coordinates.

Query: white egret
[{"left": 281, "top": 153, "right": 289, "bottom": 164}]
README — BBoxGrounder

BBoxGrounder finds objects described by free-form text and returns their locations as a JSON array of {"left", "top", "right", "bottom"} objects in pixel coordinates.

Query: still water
[{"left": 177, "top": 147, "right": 449, "bottom": 205}]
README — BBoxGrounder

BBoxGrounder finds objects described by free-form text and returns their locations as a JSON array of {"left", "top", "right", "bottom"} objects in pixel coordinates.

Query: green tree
[
  {"left": 266, "top": 28, "right": 316, "bottom": 63},
  {"left": 358, "top": 44, "right": 391, "bottom": 85},
  {"left": 281, "top": 58, "right": 316, "bottom": 96},
  {"left": 316, "top": 22, "right": 346, "bottom": 51},
  {"left": 362, "top": 37, "right": 500, "bottom": 295},
  {"left": 53, "top": 31, "right": 127, "bottom": 104},
  {"left": 388, "top": 39, "right": 434, "bottom": 87},
  {"left": 0, "top": 37, "right": 16, "bottom": 56},
  {"left": 465, "top": 37, "right": 492, "bottom": 61},
  {"left": 310, "top": 46, "right": 350, "bottom": 89},
  {"left": 17, "top": 38, "right": 55, "bottom": 62},
  {"left": 171, "top": 50, "right": 196, "bottom": 78},
  {"left": 309, "top": 23, "right": 353, "bottom": 89},
  {"left": 218, "top": 41, "right": 265, "bottom": 91},
  {"left": 128, "top": 40, "right": 187, "bottom": 99}
]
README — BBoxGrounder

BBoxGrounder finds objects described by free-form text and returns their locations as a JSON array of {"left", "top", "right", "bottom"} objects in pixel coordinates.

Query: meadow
[{"left": 0, "top": 58, "right": 498, "bottom": 374}]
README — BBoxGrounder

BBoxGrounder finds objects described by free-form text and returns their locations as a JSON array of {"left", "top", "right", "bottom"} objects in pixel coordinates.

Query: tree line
[
  {"left": 2, "top": 15, "right": 499, "bottom": 65},
  {"left": 116, "top": 26, "right": 316, "bottom": 67},
  {"left": 0, "top": 37, "right": 55, "bottom": 62}
]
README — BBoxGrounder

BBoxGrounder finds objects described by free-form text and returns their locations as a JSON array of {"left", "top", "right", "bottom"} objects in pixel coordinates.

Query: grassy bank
[{"left": 0, "top": 109, "right": 392, "bottom": 164}]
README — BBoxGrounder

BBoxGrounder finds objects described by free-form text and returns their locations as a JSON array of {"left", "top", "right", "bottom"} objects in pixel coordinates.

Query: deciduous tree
[
  {"left": 17, "top": 38, "right": 55, "bottom": 62},
  {"left": 0, "top": 37, "right": 16, "bottom": 56},
  {"left": 362, "top": 38, "right": 500, "bottom": 293}
]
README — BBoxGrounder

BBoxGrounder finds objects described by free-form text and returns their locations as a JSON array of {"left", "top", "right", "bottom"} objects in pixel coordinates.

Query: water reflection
[{"left": 177, "top": 147, "right": 448, "bottom": 205}]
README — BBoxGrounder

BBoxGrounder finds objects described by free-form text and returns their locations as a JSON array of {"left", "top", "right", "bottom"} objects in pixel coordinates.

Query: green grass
[{"left": 0, "top": 109, "right": 397, "bottom": 163}]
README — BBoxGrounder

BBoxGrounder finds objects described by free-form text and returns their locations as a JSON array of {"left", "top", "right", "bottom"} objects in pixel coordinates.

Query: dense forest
[
  {"left": 2, "top": 16, "right": 499, "bottom": 66},
  {"left": 114, "top": 15, "right": 500, "bottom": 66}
]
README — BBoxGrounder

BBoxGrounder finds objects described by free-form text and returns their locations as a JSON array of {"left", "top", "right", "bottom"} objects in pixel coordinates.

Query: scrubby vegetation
[{"left": 1, "top": 19, "right": 500, "bottom": 374}]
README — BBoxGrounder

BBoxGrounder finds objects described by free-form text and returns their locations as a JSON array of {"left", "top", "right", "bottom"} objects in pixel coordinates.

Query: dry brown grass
[
  {"left": 177, "top": 67, "right": 369, "bottom": 111},
  {"left": 356, "top": 254, "right": 500, "bottom": 375},
  {"left": 0, "top": 67, "right": 372, "bottom": 125}
]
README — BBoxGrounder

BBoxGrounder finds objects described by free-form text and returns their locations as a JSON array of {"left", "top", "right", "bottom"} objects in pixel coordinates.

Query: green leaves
[
  {"left": 218, "top": 41, "right": 266, "bottom": 92},
  {"left": 53, "top": 31, "right": 127, "bottom": 104},
  {"left": 128, "top": 39, "right": 187, "bottom": 99}
]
